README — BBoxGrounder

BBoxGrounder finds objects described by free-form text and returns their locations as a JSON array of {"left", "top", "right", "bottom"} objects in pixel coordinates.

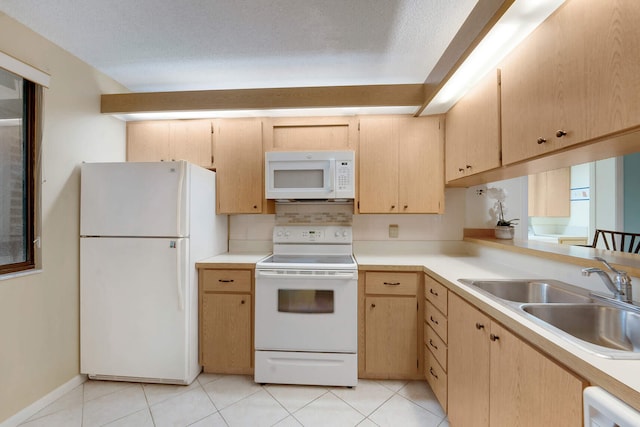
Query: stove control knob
[
  {"left": 276, "top": 230, "right": 283, "bottom": 237},
  {"left": 334, "top": 231, "right": 341, "bottom": 237},
  {"left": 342, "top": 231, "right": 348, "bottom": 237},
  {"left": 284, "top": 231, "right": 291, "bottom": 237}
]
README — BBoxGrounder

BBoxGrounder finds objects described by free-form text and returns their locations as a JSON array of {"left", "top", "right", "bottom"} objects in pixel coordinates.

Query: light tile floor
[{"left": 19, "top": 374, "right": 450, "bottom": 427}]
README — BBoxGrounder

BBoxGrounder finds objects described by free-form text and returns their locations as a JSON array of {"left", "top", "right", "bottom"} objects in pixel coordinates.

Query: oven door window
[{"left": 278, "top": 289, "right": 334, "bottom": 314}]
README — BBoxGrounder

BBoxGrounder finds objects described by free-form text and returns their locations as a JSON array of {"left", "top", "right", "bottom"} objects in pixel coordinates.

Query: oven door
[{"left": 255, "top": 269, "right": 357, "bottom": 353}]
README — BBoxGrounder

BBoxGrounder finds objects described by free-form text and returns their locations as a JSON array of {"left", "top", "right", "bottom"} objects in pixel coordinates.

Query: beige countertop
[{"left": 196, "top": 252, "right": 270, "bottom": 269}]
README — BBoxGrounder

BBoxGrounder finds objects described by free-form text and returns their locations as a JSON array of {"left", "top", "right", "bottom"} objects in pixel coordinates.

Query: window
[{"left": 0, "top": 67, "right": 39, "bottom": 274}]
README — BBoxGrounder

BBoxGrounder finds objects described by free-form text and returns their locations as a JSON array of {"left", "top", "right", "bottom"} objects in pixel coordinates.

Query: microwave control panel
[{"left": 336, "top": 160, "right": 353, "bottom": 191}]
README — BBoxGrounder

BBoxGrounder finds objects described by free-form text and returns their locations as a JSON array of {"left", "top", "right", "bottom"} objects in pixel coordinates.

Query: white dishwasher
[{"left": 584, "top": 386, "right": 640, "bottom": 427}]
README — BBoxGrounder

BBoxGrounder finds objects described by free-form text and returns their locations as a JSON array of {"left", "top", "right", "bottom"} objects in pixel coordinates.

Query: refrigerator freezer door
[
  {"left": 80, "top": 237, "right": 192, "bottom": 383},
  {"left": 81, "top": 161, "right": 189, "bottom": 237}
]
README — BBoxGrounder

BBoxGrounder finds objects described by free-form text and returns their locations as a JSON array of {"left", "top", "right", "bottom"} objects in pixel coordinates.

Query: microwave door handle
[{"left": 328, "top": 161, "right": 335, "bottom": 193}]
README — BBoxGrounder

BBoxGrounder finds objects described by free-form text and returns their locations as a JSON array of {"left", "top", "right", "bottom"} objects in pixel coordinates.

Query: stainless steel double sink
[{"left": 458, "top": 279, "right": 640, "bottom": 358}]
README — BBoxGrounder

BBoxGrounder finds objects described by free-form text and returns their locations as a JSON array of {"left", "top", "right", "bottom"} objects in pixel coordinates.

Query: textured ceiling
[{"left": 0, "top": 0, "right": 478, "bottom": 93}]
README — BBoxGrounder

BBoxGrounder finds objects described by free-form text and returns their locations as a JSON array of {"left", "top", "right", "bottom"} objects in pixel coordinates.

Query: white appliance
[
  {"left": 80, "top": 161, "right": 227, "bottom": 385},
  {"left": 265, "top": 151, "right": 355, "bottom": 200},
  {"left": 255, "top": 225, "right": 358, "bottom": 387},
  {"left": 584, "top": 386, "right": 640, "bottom": 427}
]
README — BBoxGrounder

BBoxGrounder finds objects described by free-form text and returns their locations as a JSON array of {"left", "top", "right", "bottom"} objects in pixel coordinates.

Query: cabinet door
[
  {"left": 365, "top": 296, "right": 417, "bottom": 378},
  {"left": 445, "top": 70, "right": 501, "bottom": 182},
  {"left": 170, "top": 120, "right": 212, "bottom": 168},
  {"left": 214, "top": 118, "right": 263, "bottom": 214},
  {"left": 201, "top": 293, "right": 252, "bottom": 374},
  {"left": 127, "top": 121, "right": 170, "bottom": 162},
  {"left": 358, "top": 116, "right": 399, "bottom": 213},
  {"left": 528, "top": 168, "right": 570, "bottom": 217},
  {"left": 489, "top": 322, "right": 585, "bottom": 427},
  {"left": 398, "top": 116, "right": 444, "bottom": 213},
  {"left": 448, "top": 293, "right": 490, "bottom": 427}
]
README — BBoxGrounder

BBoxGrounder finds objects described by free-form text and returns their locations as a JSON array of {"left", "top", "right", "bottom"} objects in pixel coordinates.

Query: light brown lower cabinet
[
  {"left": 360, "top": 271, "right": 422, "bottom": 379},
  {"left": 199, "top": 268, "right": 253, "bottom": 374},
  {"left": 448, "top": 292, "right": 587, "bottom": 427},
  {"left": 423, "top": 274, "right": 448, "bottom": 412}
]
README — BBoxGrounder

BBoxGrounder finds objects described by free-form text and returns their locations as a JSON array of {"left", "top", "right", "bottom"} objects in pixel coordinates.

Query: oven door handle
[{"left": 256, "top": 270, "right": 356, "bottom": 279}]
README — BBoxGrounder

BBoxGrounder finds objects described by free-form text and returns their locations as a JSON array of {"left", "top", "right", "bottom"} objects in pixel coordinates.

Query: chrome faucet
[{"left": 582, "top": 257, "right": 633, "bottom": 303}]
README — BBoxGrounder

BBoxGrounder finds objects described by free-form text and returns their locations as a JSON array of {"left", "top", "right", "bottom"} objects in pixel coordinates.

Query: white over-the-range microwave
[{"left": 265, "top": 151, "right": 355, "bottom": 200}]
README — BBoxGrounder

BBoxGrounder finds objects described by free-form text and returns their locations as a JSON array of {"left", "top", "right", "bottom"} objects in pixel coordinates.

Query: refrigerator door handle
[
  {"left": 176, "top": 241, "right": 185, "bottom": 311},
  {"left": 177, "top": 161, "right": 185, "bottom": 236}
]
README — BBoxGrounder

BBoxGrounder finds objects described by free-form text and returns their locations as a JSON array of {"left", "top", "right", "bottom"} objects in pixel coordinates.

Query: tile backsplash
[{"left": 275, "top": 201, "right": 353, "bottom": 225}]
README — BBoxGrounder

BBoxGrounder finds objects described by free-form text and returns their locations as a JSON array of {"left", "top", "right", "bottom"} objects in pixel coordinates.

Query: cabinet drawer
[
  {"left": 424, "top": 324, "right": 447, "bottom": 371},
  {"left": 365, "top": 272, "right": 418, "bottom": 296},
  {"left": 424, "top": 275, "right": 447, "bottom": 315},
  {"left": 425, "top": 350, "right": 447, "bottom": 412},
  {"left": 425, "top": 300, "right": 448, "bottom": 343},
  {"left": 201, "top": 269, "right": 252, "bottom": 293}
]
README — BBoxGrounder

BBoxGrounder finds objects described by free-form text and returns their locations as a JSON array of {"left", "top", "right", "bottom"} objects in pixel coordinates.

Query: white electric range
[{"left": 254, "top": 225, "right": 358, "bottom": 387}]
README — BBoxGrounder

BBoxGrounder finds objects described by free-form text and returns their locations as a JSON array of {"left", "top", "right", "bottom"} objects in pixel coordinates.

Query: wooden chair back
[{"left": 590, "top": 229, "right": 640, "bottom": 254}]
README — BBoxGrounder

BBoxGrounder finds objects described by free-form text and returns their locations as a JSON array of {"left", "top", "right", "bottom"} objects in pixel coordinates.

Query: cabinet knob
[
  {"left": 390, "top": 205, "right": 395, "bottom": 210},
  {"left": 403, "top": 205, "right": 408, "bottom": 210},
  {"left": 429, "top": 367, "right": 439, "bottom": 379},
  {"left": 556, "top": 129, "right": 567, "bottom": 138},
  {"left": 537, "top": 137, "right": 547, "bottom": 144},
  {"left": 458, "top": 168, "right": 465, "bottom": 172},
  {"left": 490, "top": 333, "right": 500, "bottom": 342},
  {"left": 253, "top": 205, "right": 258, "bottom": 209},
  {"left": 241, "top": 300, "right": 245, "bottom": 304},
  {"left": 475, "top": 322, "right": 485, "bottom": 330},
  {"left": 371, "top": 303, "right": 376, "bottom": 308},
  {"left": 466, "top": 165, "right": 472, "bottom": 169}
]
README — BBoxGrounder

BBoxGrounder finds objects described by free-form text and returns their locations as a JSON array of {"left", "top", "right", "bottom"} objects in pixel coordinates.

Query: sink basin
[
  {"left": 522, "top": 304, "right": 640, "bottom": 353},
  {"left": 459, "top": 279, "right": 592, "bottom": 304}
]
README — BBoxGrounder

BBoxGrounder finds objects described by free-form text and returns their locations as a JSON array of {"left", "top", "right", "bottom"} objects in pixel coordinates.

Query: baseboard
[{"left": 1, "top": 374, "right": 87, "bottom": 427}]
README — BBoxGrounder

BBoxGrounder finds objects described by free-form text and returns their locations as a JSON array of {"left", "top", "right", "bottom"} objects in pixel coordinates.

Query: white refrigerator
[{"left": 80, "top": 161, "right": 227, "bottom": 385}]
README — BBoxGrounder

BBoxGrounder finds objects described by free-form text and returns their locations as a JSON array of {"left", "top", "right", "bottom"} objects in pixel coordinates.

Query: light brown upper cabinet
[
  {"left": 213, "top": 118, "right": 264, "bottom": 214},
  {"left": 528, "top": 168, "right": 571, "bottom": 217},
  {"left": 445, "top": 70, "right": 501, "bottom": 182},
  {"left": 359, "top": 116, "right": 444, "bottom": 214},
  {"left": 263, "top": 116, "right": 358, "bottom": 151},
  {"left": 501, "top": 0, "right": 640, "bottom": 165},
  {"left": 127, "top": 120, "right": 213, "bottom": 168}
]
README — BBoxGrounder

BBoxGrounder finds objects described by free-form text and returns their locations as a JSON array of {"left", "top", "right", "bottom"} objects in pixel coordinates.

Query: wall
[
  {"left": 464, "top": 177, "right": 528, "bottom": 239},
  {"left": 229, "top": 188, "right": 467, "bottom": 249},
  {"left": 0, "top": 14, "right": 127, "bottom": 423},
  {"left": 624, "top": 152, "right": 640, "bottom": 233}
]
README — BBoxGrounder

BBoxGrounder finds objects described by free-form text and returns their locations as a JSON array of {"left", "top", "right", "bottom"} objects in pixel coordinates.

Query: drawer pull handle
[
  {"left": 475, "top": 322, "right": 485, "bottom": 330},
  {"left": 429, "top": 288, "right": 439, "bottom": 297},
  {"left": 490, "top": 334, "right": 500, "bottom": 342},
  {"left": 430, "top": 316, "right": 439, "bottom": 325},
  {"left": 241, "top": 300, "right": 245, "bottom": 304},
  {"left": 429, "top": 367, "right": 438, "bottom": 380},
  {"left": 428, "top": 339, "right": 438, "bottom": 350},
  {"left": 218, "top": 279, "right": 234, "bottom": 283},
  {"left": 383, "top": 282, "right": 401, "bottom": 286}
]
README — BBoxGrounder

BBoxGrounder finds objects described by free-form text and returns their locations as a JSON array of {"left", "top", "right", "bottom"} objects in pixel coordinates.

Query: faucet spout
[{"left": 582, "top": 258, "right": 633, "bottom": 303}]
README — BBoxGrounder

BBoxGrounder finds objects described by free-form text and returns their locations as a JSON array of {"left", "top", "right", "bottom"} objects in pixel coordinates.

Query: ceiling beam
[
  {"left": 416, "top": 0, "right": 515, "bottom": 116},
  {"left": 100, "top": 84, "right": 425, "bottom": 114}
]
